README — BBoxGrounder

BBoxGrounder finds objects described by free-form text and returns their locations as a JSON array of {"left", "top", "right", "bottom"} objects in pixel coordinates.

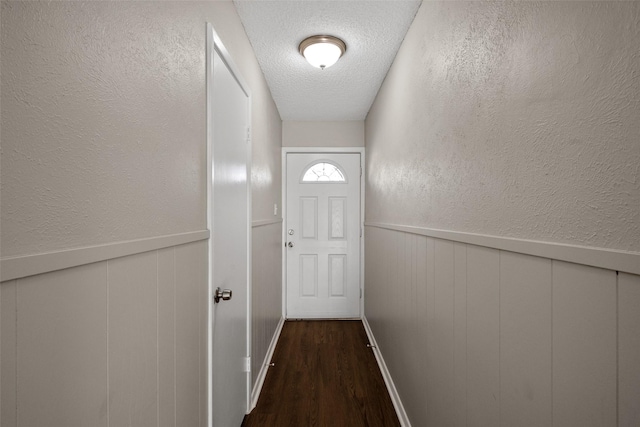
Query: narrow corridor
[{"left": 243, "top": 320, "right": 399, "bottom": 426}]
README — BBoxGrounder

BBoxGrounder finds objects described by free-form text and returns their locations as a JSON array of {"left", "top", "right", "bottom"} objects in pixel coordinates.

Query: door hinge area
[
  {"left": 246, "top": 127, "right": 251, "bottom": 144},
  {"left": 360, "top": 289, "right": 363, "bottom": 299},
  {"left": 244, "top": 357, "right": 251, "bottom": 373}
]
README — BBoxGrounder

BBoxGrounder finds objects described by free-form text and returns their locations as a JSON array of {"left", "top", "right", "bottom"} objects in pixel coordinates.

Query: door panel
[
  {"left": 300, "top": 255, "right": 318, "bottom": 296},
  {"left": 329, "top": 255, "right": 346, "bottom": 296},
  {"left": 286, "top": 153, "right": 361, "bottom": 318},
  {"left": 329, "top": 197, "right": 346, "bottom": 239},
  {"left": 301, "top": 197, "right": 318, "bottom": 238},
  {"left": 209, "top": 37, "right": 250, "bottom": 426}
]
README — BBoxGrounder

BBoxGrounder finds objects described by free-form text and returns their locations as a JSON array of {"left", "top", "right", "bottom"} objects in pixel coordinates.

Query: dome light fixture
[{"left": 299, "top": 35, "right": 346, "bottom": 70}]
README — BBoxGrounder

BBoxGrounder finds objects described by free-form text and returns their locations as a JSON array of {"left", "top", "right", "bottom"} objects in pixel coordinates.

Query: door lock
[
  {"left": 214, "top": 287, "right": 232, "bottom": 303},
  {"left": 287, "top": 241, "right": 294, "bottom": 248}
]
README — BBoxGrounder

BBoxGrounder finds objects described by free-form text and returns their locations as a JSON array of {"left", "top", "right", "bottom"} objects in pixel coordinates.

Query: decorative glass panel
[{"left": 301, "top": 162, "right": 346, "bottom": 182}]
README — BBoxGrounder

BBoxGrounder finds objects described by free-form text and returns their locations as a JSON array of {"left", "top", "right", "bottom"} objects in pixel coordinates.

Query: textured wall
[
  {"left": 216, "top": 2, "right": 283, "bottom": 223},
  {"left": 366, "top": 1, "right": 640, "bottom": 252},
  {"left": 251, "top": 101, "right": 282, "bottom": 221},
  {"left": 1, "top": 0, "right": 282, "bottom": 257},
  {"left": 283, "top": 121, "right": 364, "bottom": 147},
  {"left": 0, "top": 1, "right": 283, "bottom": 423}
]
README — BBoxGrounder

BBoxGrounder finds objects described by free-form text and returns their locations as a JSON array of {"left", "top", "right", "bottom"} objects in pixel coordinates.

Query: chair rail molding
[{"left": 365, "top": 222, "right": 640, "bottom": 276}]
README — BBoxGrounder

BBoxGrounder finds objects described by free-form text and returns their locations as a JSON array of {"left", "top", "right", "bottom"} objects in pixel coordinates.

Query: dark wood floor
[{"left": 242, "top": 320, "right": 400, "bottom": 427}]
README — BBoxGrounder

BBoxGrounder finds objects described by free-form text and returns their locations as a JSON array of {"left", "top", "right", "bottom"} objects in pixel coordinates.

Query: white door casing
[
  {"left": 285, "top": 152, "right": 362, "bottom": 319},
  {"left": 207, "top": 24, "right": 251, "bottom": 427}
]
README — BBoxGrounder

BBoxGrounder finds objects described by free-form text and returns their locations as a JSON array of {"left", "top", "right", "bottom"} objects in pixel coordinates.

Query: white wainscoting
[
  {"left": 250, "top": 219, "right": 283, "bottom": 408},
  {"left": 1, "top": 240, "right": 208, "bottom": 427},
  {"left": 364, "top": 224, "right": 640, "bottom": 427}
]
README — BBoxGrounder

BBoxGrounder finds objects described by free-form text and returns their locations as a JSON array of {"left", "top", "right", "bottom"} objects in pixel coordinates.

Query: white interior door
[
  {"left": 208, "top": 26, "right": 250, "bottom": 427},
  {"left": 286, "top": 153, "right": 361, "bottom": 318}
]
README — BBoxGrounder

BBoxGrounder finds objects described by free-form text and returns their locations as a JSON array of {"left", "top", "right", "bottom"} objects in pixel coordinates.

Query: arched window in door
[{"left": 301, "top": 161, "right": 347, "bottom": 183}]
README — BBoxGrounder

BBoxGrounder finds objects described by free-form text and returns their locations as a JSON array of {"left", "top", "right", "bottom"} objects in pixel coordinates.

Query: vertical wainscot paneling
[
  {"left": 1, "top": 280, "right": 18, "bottom": 427},
  {"left": 365, "top": 226, "right": 639, "bottom": 427},
  {"left": 199, "top": 243, "right": 208, "bottom": 427},
  {"left": 373, "top": 228, "right": 398, "bottom": 358},
  {"left": 250, "top": 222, "right": 283, "bottom": 389},
  {"left": 366, "top": 228, "right": 420, "bottom": 424},
  {"left": 175, "top": 241, "right": 206, "bottom": 427},
  {"left": 552, "top": 261, "right": 617, "bottom": 427},
  {"left": 428, "top": 239, "right": 456, "bottom": 426},
  {"left": 618, "top": 272, "right": 640, "bottom": 426},
  {"left": 363, "top": 227, "right": 377, "bottom": 326},
  {"left": 453, "top": 242, "right": 467, "bottom": 427},
  {"left": 413, "top": 233, "right": 429, "bottom": 426},
  {"left": 373, "top": 229, "right": 396, "bottom": 374},
  {"left": 392, "top": 232, "right": 412, "bottom": 411},
  {"left": 364, "top": 226, "right": 384, "bottom": 343},
  {"left": 395, "top": 232, "right": 428, "bottom": 427},
  {"left": 157, "top": 248, "right": 177, "bottom": 427},
  {"left": 424, "top": 236, "right": 436, "bottom": 424},
  {"left": 499, "top": 252, "right": 552, "bottom": 426},
  {"left": 0, "top": 240, "right": 208, "bottom": 427},
  {"left": 466, "top": 245, "right": 500, "bottom": 426},
  {"left": 108, "top": 252, "right": 158, "bottom": 427},
  {"left": 17, "top": 263, "right": 108, "bottom": 427}
]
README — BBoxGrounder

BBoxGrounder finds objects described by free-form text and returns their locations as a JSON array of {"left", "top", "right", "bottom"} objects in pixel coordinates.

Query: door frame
[
  {"left": 206, "top": 23, "right": 253, "bottom": 425},
  {"left": 281, "top": 147, "right": 365, "bottom": 319}
]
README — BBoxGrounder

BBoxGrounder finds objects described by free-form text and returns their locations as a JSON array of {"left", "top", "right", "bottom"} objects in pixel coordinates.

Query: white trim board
[
  {"left": 249, "top": 316, "right": 286, "bottom": 411},
  {"left": 365, "top": 222, "right": 640, "bottom": 276},
  {"left": 252, "top": 218, "right": 283, "bottom": 228},
  {"left": 362, "top": 317, "right": 411, "bottom": 427},
  {"left": 0, "top": 230, "right": 209, "bottom": 282}
]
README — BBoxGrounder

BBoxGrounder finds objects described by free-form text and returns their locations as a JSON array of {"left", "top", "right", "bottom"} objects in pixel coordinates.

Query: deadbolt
[
  {"left": 214, "top": 287, "right": 232, "bottom": 303},
  {"left": 288, "top": 229, "right": 295, "bottom": 235}
]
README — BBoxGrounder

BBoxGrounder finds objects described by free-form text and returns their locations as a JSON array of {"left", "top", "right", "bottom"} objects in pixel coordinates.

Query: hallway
[
  {"left": 243, "top": 320, "right": 399, "bottom": 427},
  {"left": 1, "top": 1, "right": 639, "bottom": 426}
]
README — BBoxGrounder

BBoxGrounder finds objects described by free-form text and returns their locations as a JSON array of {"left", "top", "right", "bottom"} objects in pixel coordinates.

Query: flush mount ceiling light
[{"left": 299, "top": 35, "right": 346, "bottom": 70}]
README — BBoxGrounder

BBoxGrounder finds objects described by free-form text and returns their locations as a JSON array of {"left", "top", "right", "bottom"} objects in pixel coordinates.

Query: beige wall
[
  {"left": 366, "top": 1, "right": 640, "bottom": 253},
  {"left": 1, "top": 0, "right": 282, "bottom": 258},
  {"left": 364, "top": 2, "right": 640, "bottom": 426},
  {"left": 2, "top": 1, "right": 205, "bottom": 258},
  {"left": 1, "top": 1, "right": 282, "bottom": 425},
  {"left": 283, "top": 120, "right": 364, "bottom": 147}
]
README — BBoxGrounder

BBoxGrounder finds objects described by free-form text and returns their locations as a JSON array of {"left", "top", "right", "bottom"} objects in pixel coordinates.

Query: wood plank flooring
[{"left": 243, "top": 320, "right": 400, "bottom": 427}]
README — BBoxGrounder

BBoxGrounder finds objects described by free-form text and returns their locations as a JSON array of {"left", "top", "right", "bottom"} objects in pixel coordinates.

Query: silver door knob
[
  {"left": 214, "top": 287, "right": 232, "bottom": 303},
  {"left": 287, "top": 241, "right": 294, "bottom": 248}
]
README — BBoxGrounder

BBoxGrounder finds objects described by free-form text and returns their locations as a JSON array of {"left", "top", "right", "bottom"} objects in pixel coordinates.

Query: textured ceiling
[{"left": 233, "top": 0, "right": 422, "bottom": 121}]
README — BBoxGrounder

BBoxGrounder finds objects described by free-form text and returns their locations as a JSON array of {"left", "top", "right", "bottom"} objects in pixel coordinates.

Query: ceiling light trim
[{"left": 299, "top": 35, "right": 347, "bottom": 69}]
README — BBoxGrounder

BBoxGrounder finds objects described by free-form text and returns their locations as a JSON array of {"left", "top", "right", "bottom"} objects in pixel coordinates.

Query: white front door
[
  {"left": 208, "top": 25, "right": 250, "bottom": 427},
  {"left": 285, "top": 153, "right": 361, "bottom": 318}
]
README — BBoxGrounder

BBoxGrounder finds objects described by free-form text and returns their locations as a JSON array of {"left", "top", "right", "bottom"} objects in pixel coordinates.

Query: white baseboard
[
  {"left": 249, "top": 316, "right": 286, "bottom": 411},
  {"left": 362, "top": 316, "right": 411, "bottom": 427}
]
